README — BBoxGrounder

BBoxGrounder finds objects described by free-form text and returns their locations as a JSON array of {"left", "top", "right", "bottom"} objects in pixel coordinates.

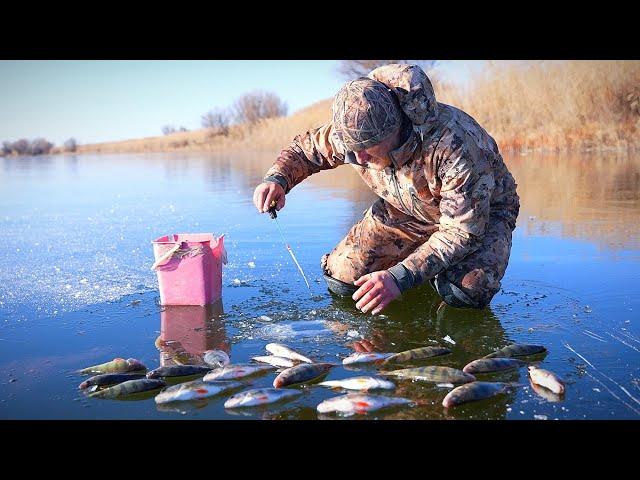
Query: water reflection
[
  {"left": 507, "top": 151, "right": 640, "bottom": 250},
  {"left": 207, "top": 149, "right": 640, "bottom": 250},
  {"left": 156, "top": 300, "right": 228, "bottom": 366},
  {"left": 1, "top": 151, "right": 638, "bottom": 419},
  {"left": 529, "top": 380, "right": 564, "bottom": 403},
  {"left": 3, "top": 155, "right": 55, "bottom": 175},
  {"left": 6, "top": 150, "right": 637, "bottom": 252},
  {"left": 330, "top": 284, "right": 510, "bottom": 358},
  {"left": 64, "top": 155, "right": 79, "bottom": 174},
  {"left": 321, "top": 286, "right": 517, "bottom": 419}
]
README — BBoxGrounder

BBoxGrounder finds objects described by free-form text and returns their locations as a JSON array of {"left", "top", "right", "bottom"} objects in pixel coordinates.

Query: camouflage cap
[{"left": 332, "top": 77, "right": 403, "bottom": 152}]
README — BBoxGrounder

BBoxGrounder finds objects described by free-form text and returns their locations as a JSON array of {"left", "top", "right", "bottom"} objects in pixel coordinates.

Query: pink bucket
[{"left": 151, "top": 233, "right": 225, "bottom": 306}]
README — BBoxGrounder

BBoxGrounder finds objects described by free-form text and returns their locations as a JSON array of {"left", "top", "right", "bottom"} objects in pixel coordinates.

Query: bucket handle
[
  {"left": 151, "top": 243, "right": 208, "bottom": 270},
  {"left": 151, "top": 235, "right": 226, "bottom": 270},
  {"left": 150, "top": 243, "right": 182, "bottom": 271}
]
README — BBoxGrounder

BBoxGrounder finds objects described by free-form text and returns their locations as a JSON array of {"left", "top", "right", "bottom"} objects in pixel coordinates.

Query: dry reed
[{"left": 64, "top": 61, "right": 639, "bottom": 156}]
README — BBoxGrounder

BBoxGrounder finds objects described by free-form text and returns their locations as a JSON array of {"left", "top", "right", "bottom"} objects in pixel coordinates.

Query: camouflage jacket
[{"left": 264, "top": 68, "right": 519, "bottom": 291}]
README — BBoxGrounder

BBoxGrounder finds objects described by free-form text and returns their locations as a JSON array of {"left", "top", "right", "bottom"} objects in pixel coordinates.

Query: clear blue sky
[{"left": 0, "top": 60, "right": 480, "bottom": 146}]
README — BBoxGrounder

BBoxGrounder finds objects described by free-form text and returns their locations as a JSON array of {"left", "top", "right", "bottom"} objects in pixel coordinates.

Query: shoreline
[
  {"left": 4, "top": 142, "right": 639, "bottom": 158},
  {"left": 7, "top": 91, "right": 640, "bottom": 159},
  {"left": 38, "top": 136, "right": 640, "bottom": 158}
]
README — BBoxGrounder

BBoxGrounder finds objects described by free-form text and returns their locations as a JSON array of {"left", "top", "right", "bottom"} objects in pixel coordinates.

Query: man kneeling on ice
[{"left": 252, "top": 64, "right": 519, "bottom": 314}]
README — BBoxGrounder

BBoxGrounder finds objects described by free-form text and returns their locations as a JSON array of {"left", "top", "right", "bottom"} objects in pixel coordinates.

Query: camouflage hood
[{"left": 368, "top": 64, "right": 440, "bottom": 140}]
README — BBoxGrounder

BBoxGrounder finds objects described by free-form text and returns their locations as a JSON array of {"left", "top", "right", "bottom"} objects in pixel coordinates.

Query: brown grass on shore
[
  {"left": 62, "top": 61, "right": 639, "bottom": 156},
  {"left": 63, "top": 99, "right": 332, "bottom": 157},
  {"left": 436, "top": 60, "right": 640, "bottom": 152}
]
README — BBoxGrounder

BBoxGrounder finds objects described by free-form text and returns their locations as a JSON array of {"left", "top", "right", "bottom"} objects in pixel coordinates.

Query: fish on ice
[
  {"left": 273, "top": 363, "right": 334, "bottom": 388},
  {"left": 382, "top": 346, "right": 452, "bottom": 365},
  {"left": 483, "top": 343, "right": 547, "bottom": 359},
  {"left": 318, "top": 376, "right": 396, "bottom": 391},
  {"left": 342, "top": 352, "right": 393, "bottom": 365},
  {"left": 203, "top": 364, "right": 275, "bottom": 381},
  {"left": 317, "top": 394, "right": 414, "bottom": 415},
  {"left": 78, "top": 373, "right": 146, "bottom": 390},
  {"left": 528, "top": 366, "right": 565, "bottom": 395},
  {"left": 224, "top": 388, "right": 302, "bottom": 408},
  {"left": 265, "top": 343, "right": 313, "bottom": 363},
  {"left": 79, "top": 357, "right": 147, "bottom": 375},
  {"left": 252, "top": 355, "right": 297, "bottom": 368},
  {"left": 462, "top": 358, "right": 527, "bottom": 374},
  {"left": 154, "top": 380, "right": 243, "bottom": 404},
  {"left": 88, "top": 379, "right": 166, "bottom": 399},
  {"left": 146, "top": 365, "right": 212, "bottom": 379},
  {"left": 203, "top": 350, "right": 231, "bottom": 368},
  {"left": 381, "top": 366, "right": 476, "bottom": 384},
  {"left": 442, "top": 382, "right": 516, "bottom": 407}
]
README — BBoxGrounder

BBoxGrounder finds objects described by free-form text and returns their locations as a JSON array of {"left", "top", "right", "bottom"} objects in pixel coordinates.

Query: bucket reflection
[{"left": 157, "top": 299, "right": 229, "bottom": 366}]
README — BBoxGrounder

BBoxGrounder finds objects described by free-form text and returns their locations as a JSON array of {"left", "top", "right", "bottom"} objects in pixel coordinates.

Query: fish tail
[{"left": 78, "top": 365, "right": 99, "bottom": 374}]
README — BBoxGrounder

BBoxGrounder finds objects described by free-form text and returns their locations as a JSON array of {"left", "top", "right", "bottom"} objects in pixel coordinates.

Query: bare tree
[
  {"left": 233, "top": 91, "right": 287, "bottom": 125},
  {"left": 29, "top": 138, "right": 54, "bottom": 155},
  {"left": 201, "top": 108, "right": 231, "bottom": 135},
  {"left": 12, "top": 139, "right": 30, "bottom": 155},
  {"left": 64, "top": 138, "right": 77, "bottom": 152},
  {"left": 161, "top": 125, "right": 176, "bottom": 135},
  {"left": 337, "top": 60, "right": 438, "bottom": 79},
  {"left": 2, "top": 138, "right": 55, "bottom": 156},
  {"left": 178, "top": 126, "right": 189, "bottom": 132}
]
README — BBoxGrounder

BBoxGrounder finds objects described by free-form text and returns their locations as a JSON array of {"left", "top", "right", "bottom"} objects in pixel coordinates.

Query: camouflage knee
[
  {"left": 320, "top": 252, "right": 358, "bottom": 296},
  {"left": 458, "top": 268, "right": 500, "bottom": 307}
]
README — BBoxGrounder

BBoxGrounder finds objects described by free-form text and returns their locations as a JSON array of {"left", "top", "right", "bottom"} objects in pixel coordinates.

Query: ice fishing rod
[{"left": 268, "top": 200, "right": 312, "bottom": 292}]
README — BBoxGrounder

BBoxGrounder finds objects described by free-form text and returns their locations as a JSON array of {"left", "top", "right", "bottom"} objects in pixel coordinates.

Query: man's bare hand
[
  {"left": 253, "top": 182, "right": 285, "bottom": 214},
  {"left": 352, "top": 270, "right": 401, "bottom": 315}
]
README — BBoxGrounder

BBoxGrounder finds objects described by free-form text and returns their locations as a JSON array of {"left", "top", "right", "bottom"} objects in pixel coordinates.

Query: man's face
[{"left": 353, "top": 127, "right": 402, "bottom": 171}]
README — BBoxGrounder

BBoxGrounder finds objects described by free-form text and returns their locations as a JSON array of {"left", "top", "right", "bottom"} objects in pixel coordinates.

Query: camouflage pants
[{"left": 321, "top": 198, "right": 514, "bottom": 308}]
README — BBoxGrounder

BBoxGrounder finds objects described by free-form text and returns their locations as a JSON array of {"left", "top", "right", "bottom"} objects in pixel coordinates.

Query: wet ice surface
[{"left": 1, "top": 152, "right": 639, "bottom": 419}]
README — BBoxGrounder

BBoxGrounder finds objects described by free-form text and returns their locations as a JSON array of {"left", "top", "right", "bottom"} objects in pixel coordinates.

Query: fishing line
[{"left": 268, "top": 201, "right": 312, "bottom": 294}]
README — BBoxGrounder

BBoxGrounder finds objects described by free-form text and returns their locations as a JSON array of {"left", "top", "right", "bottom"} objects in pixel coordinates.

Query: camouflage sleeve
[
  {"left": 263, "top": 123, "right": 346, "bottom": 193},
  {"left": 390, "top": 149, "right": 495, "bottom": 289}
]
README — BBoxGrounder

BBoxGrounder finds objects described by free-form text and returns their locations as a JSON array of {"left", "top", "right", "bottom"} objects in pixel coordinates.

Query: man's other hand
[{"left": 352, "top": 270, "right": 401, "bottom": 315}]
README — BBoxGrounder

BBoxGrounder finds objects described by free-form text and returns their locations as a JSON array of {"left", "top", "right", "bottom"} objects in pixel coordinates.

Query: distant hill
[{"left": 59, "top": 99, "right": 332, "bottom": 156}]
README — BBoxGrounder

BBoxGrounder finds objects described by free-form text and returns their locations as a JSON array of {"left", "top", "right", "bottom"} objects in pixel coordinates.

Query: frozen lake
[{"left": 0, "top": 150, "right": 638, "bottom": 419}]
